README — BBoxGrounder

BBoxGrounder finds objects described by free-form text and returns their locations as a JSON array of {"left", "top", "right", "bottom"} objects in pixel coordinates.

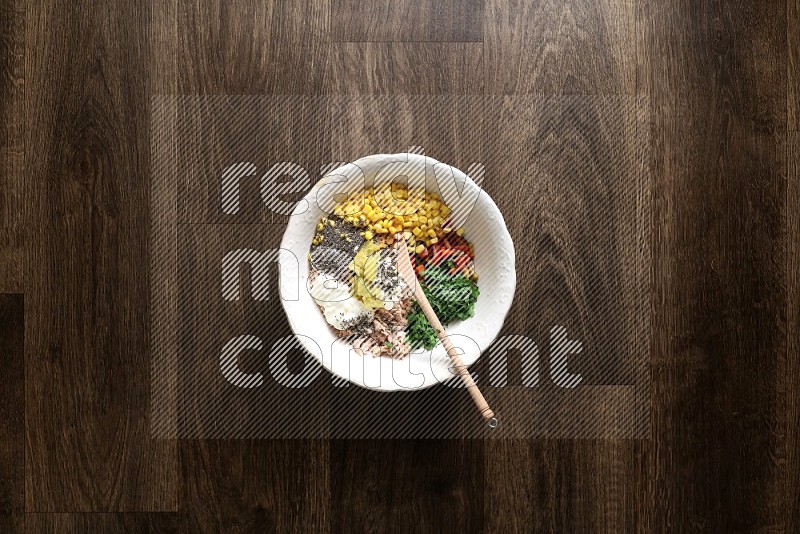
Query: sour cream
[{"left": 309, "top": 272, "right": 374, "bottom": 330}]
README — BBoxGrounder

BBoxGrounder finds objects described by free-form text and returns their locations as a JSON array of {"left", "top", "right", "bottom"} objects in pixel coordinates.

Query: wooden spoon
[{"left": 394, "top": 236, "right": 497, "bottom": 427}]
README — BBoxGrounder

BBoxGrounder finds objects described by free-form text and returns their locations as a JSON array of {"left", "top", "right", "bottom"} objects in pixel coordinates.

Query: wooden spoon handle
[{"left": 411, "top": 283, "right": 496, "bottom": 423}]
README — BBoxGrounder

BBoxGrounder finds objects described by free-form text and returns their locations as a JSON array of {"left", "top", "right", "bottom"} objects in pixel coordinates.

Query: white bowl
[{"left": 280, "top": 153, "right": 516, "bottom": 391}]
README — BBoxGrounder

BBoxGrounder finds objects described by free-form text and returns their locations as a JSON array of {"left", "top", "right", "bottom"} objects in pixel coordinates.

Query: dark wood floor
[{"left": 1, "top": 0, "right": 797, "bottom": 532}]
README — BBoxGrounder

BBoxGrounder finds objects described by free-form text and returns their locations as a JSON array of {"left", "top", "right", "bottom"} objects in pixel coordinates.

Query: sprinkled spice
[
  {"left": 340, "top": 312, "right": 374, "bottom": 335},
  {"left": 310, "top": 216, "right": 364, "bottom": 280},
  {"left": 377, "top": 247, "right": 405, "bottom": 308}
]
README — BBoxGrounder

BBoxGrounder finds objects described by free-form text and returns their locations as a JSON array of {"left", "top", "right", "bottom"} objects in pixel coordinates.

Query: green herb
[
  {"left": 384, "top": 341, "right": 394, "bottom": 349},
  {"left": 407, "top": 310, "right": 439, "bottom": 351},
  {"left": 406, "top": 265, "right": 479, "bottom": 350}
]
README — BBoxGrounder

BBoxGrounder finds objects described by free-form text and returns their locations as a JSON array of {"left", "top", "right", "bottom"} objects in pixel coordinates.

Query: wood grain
[
  {"left": 150, "top": 1, "right": 333, "bottom": 529},
  {"left": 25, "top": 513, "right": 180, "bottom": 533},
  {"left": 328, "top": 94, "right": 483, "bottom": 170},
  {"left": 0, "top": 295, "right": 24, "bottom": 533},
  {"left": 162, "top": 0, "right": 329, "bottom": 94},
  {"left": 484, "top": 0, "right": 635, "bottom": 94},
  {"left": 0, "top": 0, "right": 24, "bottom": 292},
  {"left": 638, "top": 0, "right": 786, "bottom": 530},
  {"left": 24, "top": 0, "right": 177, "bottom": 511},
  {"left": 175, "top": 222, "right": 332, "bottom": 438},
  {"left": 180, "top": 441, "right": 329, "bottom": 533},
  {"left": 330, "top": 440, "right": 483, "bottom": 533},
  {"left": 331, "top": 0, "right": 483, "bottom": 42},
  {"left": 326, "top": 42, "right": 483, "bottom": 95},
  {"left": 481, "top": 109, "right": 649, "bottom": 434},
  {"left": 486, "top": 440, "right": 650, "bottom": 532},
  {"left": 168, "top": 96, "right": 330, "bottom": 225},
  {"left": 790, "top": 0, "right": 799, "bottom": 129},
  {"left": 2, "top": 0, "right": 795, "bottom": 530},
  {"left": 788, "top": 133, "right": 800, "bottom": 533},
  {"left": 481, "top": 94, "right": 650, "bottom": 526},
  {"left": 481, "top": 0, "right": 643, "bottom": 530}
]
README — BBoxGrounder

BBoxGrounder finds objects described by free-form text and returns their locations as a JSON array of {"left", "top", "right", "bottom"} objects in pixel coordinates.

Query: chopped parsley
[{"left": 406, "top": 265, "right": 479, "bottom": 350}]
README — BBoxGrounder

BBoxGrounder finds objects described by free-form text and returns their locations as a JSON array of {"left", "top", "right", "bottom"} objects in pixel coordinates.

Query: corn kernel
[
  {"left": 402, "top": 231, "right": 412, "bottom": 241},
  {"left": 415, "top": 244, "right": 425, "bottom": 254},
  {"left": 419, "top": 215, "right": 428, "bottom": 224},
  {"left": 412, "top": 227, "right": 422, "bottom": 237},
  {"left": 364, "top": 230, "right": 373, "bottom": 240},
  {"left": 429, "top": 237, "right": 438, "bottom": 244},
  {"left": 427, "top": 228, "right": 436, "bottom": 237},
  {"left": 456, "top": 228, "right": 464, "bottom": 236}
]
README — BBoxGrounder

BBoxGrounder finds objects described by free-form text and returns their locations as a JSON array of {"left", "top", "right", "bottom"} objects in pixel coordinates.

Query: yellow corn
[{"left": 333, "top": 185, "right": 460, "bottom": 246}]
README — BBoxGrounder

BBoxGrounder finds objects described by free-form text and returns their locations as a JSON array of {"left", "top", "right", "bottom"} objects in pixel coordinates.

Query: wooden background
[{"left": 0, "top": 0, "right": 797, "bottom": 532}]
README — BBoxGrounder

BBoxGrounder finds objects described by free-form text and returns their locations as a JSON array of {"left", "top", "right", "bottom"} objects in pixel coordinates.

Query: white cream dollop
[{"left": 309, "top": 272, "right": 374, "bottom": 330}]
